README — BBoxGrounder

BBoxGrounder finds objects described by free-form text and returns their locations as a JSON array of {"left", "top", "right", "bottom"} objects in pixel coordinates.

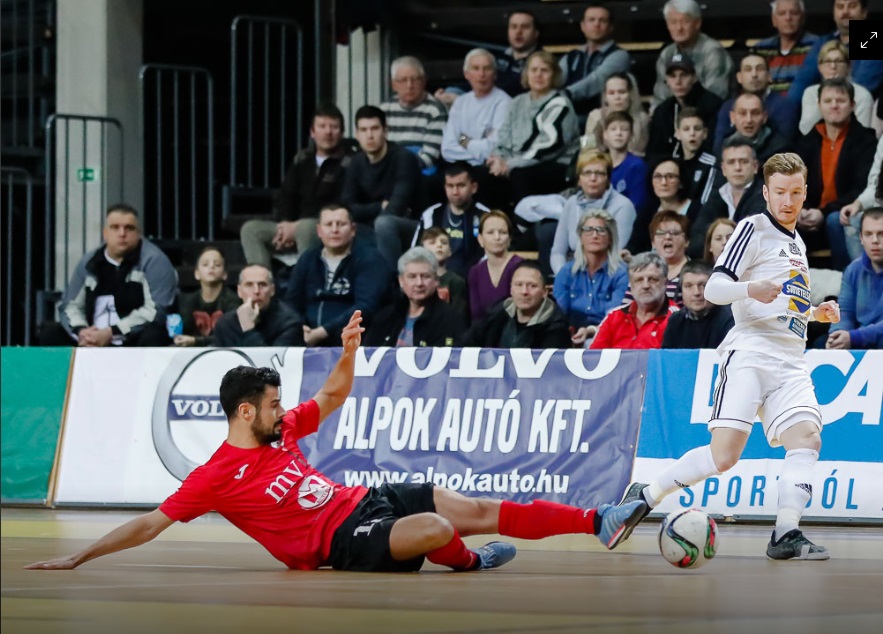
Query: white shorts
[{"left": 708, "top": 350, "right": 822, "bottom": 447}]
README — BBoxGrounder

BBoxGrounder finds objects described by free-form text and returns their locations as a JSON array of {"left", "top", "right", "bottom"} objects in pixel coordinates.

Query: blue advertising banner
[{"left": 635, "top": 349, "right": 883, "bottom": 519}]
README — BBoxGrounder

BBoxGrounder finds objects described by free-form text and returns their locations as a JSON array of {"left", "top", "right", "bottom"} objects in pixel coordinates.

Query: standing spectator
[
  {"left": 240, "top": 104, "right": 356, "bottom": 269},
  {"left": 835, "top": 136, "right": 883, "bottom": 264},
  {"left": 628, "top": 158, "right": 701, "bottom": 255},
  {"left": 714, "top": 52, "right": 800, "bottom": 151},
  {"left": 798, "top": 41, "right": 874, "bottom": 135},
  {"left": 173, "top": 246, "right": 241, "bottom": 347},
  {"left": 590, "top": 251, "right": 679, "bottom": 349},
  {"left": 38, "top": 203, "right": 176, "bottom": 347},
  {"left": 213, "top": 265, "right": 304, "bottom": 347},
  {"left": 365, "top": 247, "right": 465, "bottom": 347},
  {"left": 754, "top": 0, "right": 820, "bottom": 97},
  {"left": 548, "top": 150, "right": 636, "bottom": 274},
  {"left": 826, "top": 208, "right": 883, "bottom": 349},
  {"left": 583, "top": 72, "right": 650, "bottom": 157},
  {"left": 673, "top": 108, "right": 718, "bottom": 205},
  {"left": 495, "top": 11, "right": 540, "bottom": 97},
  {"left": 340, "top": 106, "right": 423, "bottom": 268},
  {"left": 468, "top": 211, "right": 524, "bottom": 323},
  {"left": 559, "top": 3, "right": 632, "bottom": 119},
  {"left": 789, "top": 0, "right": 883, "bottom": 102},
  {"left": 653, "top": 0, "right": 733, "bottom": 105},
  {"left": 486, "top": 51, "right": 580, "bottom": 204},
  {"left": 661, "top": 260, "right": 734, "bottom": 349},
  {"left": 717, "top": 93, "right": 791, "bottom": 165},
  {"left": 464, "top": 260, "right": 570, "bottom": 349},
  {"left": 647, "top": 53, "right": 723, "bottom": 158},
  {"left": 704, "top": 218, "right": 737, "bottom": 264},
  {"left": 284, "top": 205, "right": 390, "bottom": 347},
  {"left": 601, "top": 112, "right": 650, "bottom": 215},
  {"left": 419, "top": 227, "right": 468, "bottom": 316},
  {"left": 441, "top": 49, "right": 512, "bottom": 168},
  {"left": 553, "top": 210, "right": 629, "bottom": 347}
]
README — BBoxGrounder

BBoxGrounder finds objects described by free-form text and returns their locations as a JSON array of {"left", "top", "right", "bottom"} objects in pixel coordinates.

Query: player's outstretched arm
[
  {"left": 812, "top": 300, "right": 841, "bottom": 323},
  {"left": 313, "top": 310, "right": 365, "bottom": 422},
  {"left": 25, "top": 508, "right": 174, "bottom": 570}
]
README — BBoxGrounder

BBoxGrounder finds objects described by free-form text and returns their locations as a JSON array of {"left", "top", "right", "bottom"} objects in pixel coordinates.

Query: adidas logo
[
  {"left": 796, "top": 483, "right": 812, "bottom": 495},
  {"left": 674, "top": 480, "right": 688, "bottom": 489},
  {"left": 779, "top": 249, "right": 787, "bottom": 257}
]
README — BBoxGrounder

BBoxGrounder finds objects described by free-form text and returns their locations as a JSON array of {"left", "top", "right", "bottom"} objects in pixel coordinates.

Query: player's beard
[{"left": 251, "top": 408, "right": 282, "bottom": 445}]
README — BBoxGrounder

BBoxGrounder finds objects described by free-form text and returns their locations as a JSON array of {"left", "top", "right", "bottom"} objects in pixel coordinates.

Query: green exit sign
[{"left": 76, "top": 167, "right": 101, "bottom": 182}]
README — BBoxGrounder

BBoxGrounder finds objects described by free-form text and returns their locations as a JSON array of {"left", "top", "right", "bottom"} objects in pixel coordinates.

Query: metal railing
[
  {"left": 335, "top": 26, "right": 390, "bottom": 137},
  {"left": 1, "top": 167, "right": 35, "bottom": 345},
  {"left": 44, "top": 113, "right": 124, "bottom": 291},
  {"left": 139, "top": 64, "right": 216, "bottom": 240},
  {"left": 230, "top": 15, "right": 304, "bottom": 189}
]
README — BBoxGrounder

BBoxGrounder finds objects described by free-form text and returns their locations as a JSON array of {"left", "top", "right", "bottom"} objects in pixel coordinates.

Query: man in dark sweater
[
  {"left": 662, "top": 260, "right": 733, "bottom": 349},
  {"left": 340, "top": 105, "right": 423, "bottom": 269}
]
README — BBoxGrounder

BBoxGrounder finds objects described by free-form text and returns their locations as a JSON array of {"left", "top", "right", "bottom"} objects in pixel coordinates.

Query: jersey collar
[{"left": 763, "top": 210, "right": 796, "bottom": 239}]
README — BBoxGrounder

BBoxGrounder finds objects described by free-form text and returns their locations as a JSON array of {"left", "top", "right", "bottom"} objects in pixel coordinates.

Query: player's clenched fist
[
  {"left": 813, "top": 300, "right": 840, "bottom": 324},
  {"left": 748, "top": 280, "right": 780, "bottom": 304}
]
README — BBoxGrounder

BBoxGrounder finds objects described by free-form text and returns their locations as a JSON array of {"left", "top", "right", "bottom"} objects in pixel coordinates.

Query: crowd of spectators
[{"left": 37, "top": 0, "right": 883, "bottom": 351}]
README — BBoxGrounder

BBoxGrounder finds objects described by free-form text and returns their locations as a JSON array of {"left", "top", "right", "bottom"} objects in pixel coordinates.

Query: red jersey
[
  {"left": 589, "top": 299, "right": 679, "bottom": 349},
  {"left": 159, "top": 399, "right": 367, "bottom": 570}
]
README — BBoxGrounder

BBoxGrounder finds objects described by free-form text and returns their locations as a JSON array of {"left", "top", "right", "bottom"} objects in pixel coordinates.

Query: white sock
[
  {"left": 646, "top": 445, "right": 721, "bottom": 507},
  {"left": 774, "top": 448, "right": 818, "bottom": 541}
]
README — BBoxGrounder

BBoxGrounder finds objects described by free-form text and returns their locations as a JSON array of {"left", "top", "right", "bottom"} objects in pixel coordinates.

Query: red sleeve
[
  {"left": 280, "top": 399, "right": 321, "bottom": 443},
  {"left": 158, "top": 465, "right": 214, "bottom": 523}
]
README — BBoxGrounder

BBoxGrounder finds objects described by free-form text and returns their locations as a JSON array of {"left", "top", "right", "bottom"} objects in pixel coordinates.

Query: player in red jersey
[{"left": 26, "top": 311, "right": 647, "bottom": 573}]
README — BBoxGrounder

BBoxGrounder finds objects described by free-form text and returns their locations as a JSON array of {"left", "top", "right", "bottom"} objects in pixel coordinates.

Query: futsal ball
[{"left": 658, "top": 509, "right": 718, "bottom": 569}]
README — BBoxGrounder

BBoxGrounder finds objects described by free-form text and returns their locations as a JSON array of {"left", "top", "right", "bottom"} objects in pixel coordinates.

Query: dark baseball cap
[{"left": 666, "top": 52, "right": 696, "bottom": 74}]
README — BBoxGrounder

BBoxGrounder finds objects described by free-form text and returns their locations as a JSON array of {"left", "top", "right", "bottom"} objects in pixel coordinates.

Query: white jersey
[{"left": 711, "top": 211, "right": 811, "bottom": 356}]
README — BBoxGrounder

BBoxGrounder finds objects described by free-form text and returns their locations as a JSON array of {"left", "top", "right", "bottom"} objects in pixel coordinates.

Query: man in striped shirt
[
  {"left": 380, "top": 56, "right": 448, "bottom": 176},
  {"left": 753, "top": 0, "right": 819, "bottom": 98}
]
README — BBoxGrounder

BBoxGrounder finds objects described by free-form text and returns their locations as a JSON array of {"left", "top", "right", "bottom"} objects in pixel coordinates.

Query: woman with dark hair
[
  {"left": 467, "top": 210, "right": 524, "bottom": 322},
  {"left": 703, "top": 218, "right": 736, "bottom": 264},
  {"left": 626, "top": 157, "right": 700, "bottom": 254}
]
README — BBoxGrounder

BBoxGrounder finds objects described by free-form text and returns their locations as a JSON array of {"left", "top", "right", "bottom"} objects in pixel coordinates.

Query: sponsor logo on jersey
[
  {"left": 778, "top": 249, "right": 787, "bottom": 257},
  {"left": 789, "top": 259, "right": 808, "bottom": 272},
  {"left": 788, "top": 316, "right": 807, "bottom": 338},
  {"left": 234, "top": 464, "right": 249, "bottom": 480},
  {"left": 777, "top": 315, "right": 788, "bottom": 323},
  {"left": 789, "top": 243, "right": 802, "bottom": 256},
  {"left": 783, "top": 270, "right": 811, "bottom": 314}
]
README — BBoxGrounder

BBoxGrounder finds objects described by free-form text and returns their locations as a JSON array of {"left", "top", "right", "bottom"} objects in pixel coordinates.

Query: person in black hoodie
[
  {"left": 661, "top": 260, "right": 733, "bottom": 349},
  {"left": 463, "top": 260, "right": 571, "bottom": 349},
  {"left": 364, "top": 247, "right": 464, "bottom": 347}
]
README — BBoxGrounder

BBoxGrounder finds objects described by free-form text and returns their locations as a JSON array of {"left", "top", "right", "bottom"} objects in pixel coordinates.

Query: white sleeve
[{"left": 705, "top": 272, "right": 750, "bottom": 306}]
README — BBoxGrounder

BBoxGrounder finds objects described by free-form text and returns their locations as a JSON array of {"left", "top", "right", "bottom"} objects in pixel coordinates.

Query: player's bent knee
[
  {"left": 422, "top": 513, "right": 455, "bottom": 547},
  {"left": 712, "top": 449, "right": 740, "bottom": 473}
]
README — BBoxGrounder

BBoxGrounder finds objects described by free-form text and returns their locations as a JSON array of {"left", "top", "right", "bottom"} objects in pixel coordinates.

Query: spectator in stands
[
  {"left": 415, "top": 163, "right": 490, "bottom": 278},
  {"left": 703, "top": 217, "right": 737, "bottom": 264},
  {"left": 549, "top": 150, "right": 636, "bottom": 275},
  {"left": 789, "top": 0, "right": 883, "bottom": 102},
  {"left": 826, "top": 208, "right": 883, "bottom": 349},
  {"left": 795, "top": 78, "right": 877, "bottom": 259},
  {"left": 486, "top": 50, "right": 580, "bottom": 204},
  {"left": 628, "top": 157, "right": 701, "bottom": 254},
  {"left": 495, "top": 11, "right": 541, "bottom": 97},
  {"left": 601, "top": 112, "right": 650, "bottom": 215},
  {"left": 653, "top": 0, "right": 733, "bottom": 105},
  {"left": 381, "top": 56, "right": 448, "bottom": 177},
  {"left": 714, "top": 52, "right": 800, "bottom": 151},
  {"left": 647, "top": 53, "right": 723, "bottom": 158},
  {"left": 240, "top": 104, "right": 356, "bottom": 270},
  {"left": 213, "top": 265, "right": 304, "bottom": 347},
  {"left": 340, "top": 105, "right": 423, "bottom": 268},
  {"left": 464, "top": 260, "right": 571, "bottom": 349},
  {"left": 583, "top": 72, "right": 650, "bottom": 156},
  {"left": 468, "top": 210, "right": 524, "bottom": 323},
  {"left": 559, "top": 3, "right": 632, "bottom": 120},
  {"left": 691, "top": 137, "right": 765, "bottom": 258},
  {"left": 661, "top": 260, "right": 734, "bottom": 349},
  {"left": 365, "top": 247, "right": 465, "bottom": 347},
  {"left": 673, "top": 108, "right": 718, "bottom": 206},
  {"left": 38, "top": 203, "right": 176, "bottom": 347},
  {"left": 798, "top": 41, "right": 874, "bottom": 135},
  {"left": 172, "top": 246, "right": 241, "bottom": 347},
  {"left": 553, "top": 210, "right": 629, "bottom": 347},
  {"left": 648, "top": 210, "right": 690, "bottom": 306},
  {"left": 590, "top": 251, "right": 679, "bottom": 349},
  {"left": 420, "top": 227, "right": 468, "bottom": 315},
  {"left": 284, "top": 205, "right": 390, "bottom": 347},
  {"left": 754, "top": 0, "right": 820, "bottom": 97},
  {"left": 716, "top": 93, "right": 791, "bottom": 166},
  {"left": 441, "top": 49, "right": 512, "bottom": 169},
  {"left": 834, "top": 136, "right": 883, "bottom": 265}
]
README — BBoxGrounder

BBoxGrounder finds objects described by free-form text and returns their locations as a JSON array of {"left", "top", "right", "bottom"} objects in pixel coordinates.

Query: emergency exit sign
[{"left": 76, "top": 167, "right": 100, "bottom": 182}]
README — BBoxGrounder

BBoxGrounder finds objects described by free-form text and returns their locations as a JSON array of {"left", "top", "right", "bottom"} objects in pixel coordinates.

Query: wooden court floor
[{"left": 2, "top": 508, "right": 882, "bottom": 634}]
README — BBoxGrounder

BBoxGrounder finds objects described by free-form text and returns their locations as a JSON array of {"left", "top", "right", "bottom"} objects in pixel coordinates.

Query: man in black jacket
[
  {"left": 464, "top": 260, "right": 571, "bottom": 349},
  {"left": 661, "top": 260, "right": 734, "bottom": 349},
  {"left": 240, "top": 104, "right": 357, "bottom": 268},
  {"left": 364, "top": 247, "right": 464, "bottom": 347}
]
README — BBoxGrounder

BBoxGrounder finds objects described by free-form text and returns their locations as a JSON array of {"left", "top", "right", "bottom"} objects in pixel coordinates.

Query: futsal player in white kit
[{"left": 615, "top": 153, "right": 841, "bottom": 560}]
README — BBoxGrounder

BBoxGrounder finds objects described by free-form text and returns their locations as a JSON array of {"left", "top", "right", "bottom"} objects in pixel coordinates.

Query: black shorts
[{"left": 328, "top": 483, "right": 436, "bottom": 572}]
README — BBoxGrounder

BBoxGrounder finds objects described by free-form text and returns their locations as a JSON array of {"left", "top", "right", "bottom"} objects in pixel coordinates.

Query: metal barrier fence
[
  {"left": 139, "top": 64, "right": 215, "bottom": 240},
  {"left": 1, "top": 167, "right": 35, "bottom": 345}
]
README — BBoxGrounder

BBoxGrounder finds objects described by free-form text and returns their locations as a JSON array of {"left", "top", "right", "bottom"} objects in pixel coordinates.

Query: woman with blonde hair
[{"left": 583, "top": 72, "right": 649, "bottom": 155}]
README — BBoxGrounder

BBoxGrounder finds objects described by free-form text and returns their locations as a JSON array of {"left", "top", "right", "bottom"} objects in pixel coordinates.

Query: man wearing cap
[{"left": 647, "top": 53, "right": 723, "bottom": 158}]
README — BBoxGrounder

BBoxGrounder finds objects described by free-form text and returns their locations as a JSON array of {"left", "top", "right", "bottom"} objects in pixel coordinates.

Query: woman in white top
[{"left": 799, "top": 40, "right": 873, "bottom": 135}]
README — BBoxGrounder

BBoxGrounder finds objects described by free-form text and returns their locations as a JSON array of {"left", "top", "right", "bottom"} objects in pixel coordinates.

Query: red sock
[
  {"left": 499, "top": 500, "right": 598, "bottom": 539},
  {"left": 425, "top": 529, "right": 478, "bottom": 570}
]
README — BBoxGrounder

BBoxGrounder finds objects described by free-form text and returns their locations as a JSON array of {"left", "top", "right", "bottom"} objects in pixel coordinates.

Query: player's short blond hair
[{"left": 762, "top": 152, "right": 807, "bottom": 186}]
